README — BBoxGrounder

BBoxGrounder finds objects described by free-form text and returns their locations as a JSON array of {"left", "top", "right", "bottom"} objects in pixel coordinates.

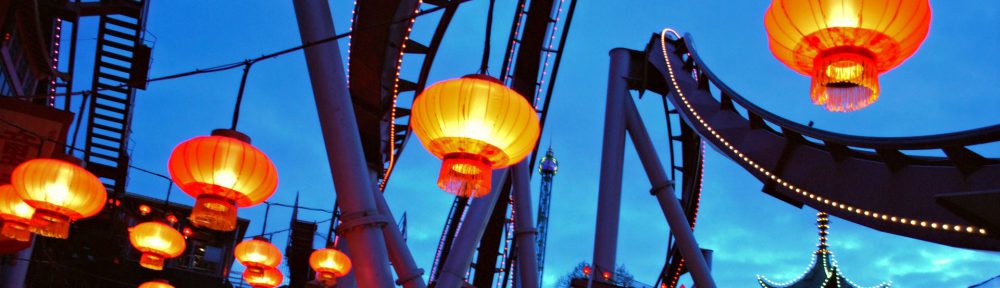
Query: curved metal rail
[
  {"left": 644, "top": 32, "right": 1000, "bottom": 251},
  {"left": 347, "top": 0, "right": 461, "bottom": 190}
]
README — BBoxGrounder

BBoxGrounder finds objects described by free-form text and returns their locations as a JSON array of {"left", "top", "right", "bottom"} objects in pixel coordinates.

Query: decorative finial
[{"left": 817, "top": 212, "right": 830, "bottom": 254}]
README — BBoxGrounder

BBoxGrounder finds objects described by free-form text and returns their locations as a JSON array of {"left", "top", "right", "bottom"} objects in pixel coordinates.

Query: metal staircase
[{"left": 83, "top": 0, "right": 149, "bottom": 197}]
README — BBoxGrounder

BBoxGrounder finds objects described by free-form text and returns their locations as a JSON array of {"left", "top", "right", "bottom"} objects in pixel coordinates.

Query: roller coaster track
[
  {"left": 643, "top": 31, "right": 1000, "bottom": 251},
  {"left": 347, "top": 0, "right": 460, "bottom": 190}
]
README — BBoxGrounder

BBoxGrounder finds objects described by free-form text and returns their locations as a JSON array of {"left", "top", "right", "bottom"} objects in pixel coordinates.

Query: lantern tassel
[
  {"left": 810, "top": 50, "right": 881, "bottom": 112},
  {"left": 190, "top": 194, "right": 238, "bottom": 231},
  {"left": 437, "top": 155, "right": 493, "bottom": 198},
  {"left": 30, "top": 209, "right": 71, "bottom": 239}
]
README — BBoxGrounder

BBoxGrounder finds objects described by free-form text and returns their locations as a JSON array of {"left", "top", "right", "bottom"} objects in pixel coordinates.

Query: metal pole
[
  {"left": 292, "top": 1, "right": 395, "bottom": 287},
  {"left": 511, "top": 161, "right": 539, "bottom": 288},
  {"left": 1, "top": 238, "right": 33, "bottom": 288},
  {"left": 590, "top": 48, "right": 631, "bottom": 281},
  {"left": 436, "top": 169, "right": 508, "bottom": 287},
  {"left": 373, "top": 191, "right": 427, "bottom": 288},
  {"left": 622, "top": 96, "right": 716, "bottom": 288}
]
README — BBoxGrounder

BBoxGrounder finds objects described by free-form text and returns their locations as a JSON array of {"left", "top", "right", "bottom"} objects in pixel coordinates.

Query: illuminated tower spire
[
  {"left": 536, "top": 147, "right": 558, "bottom": 285},
  {"left": 817, "top": 212, "right": 829, "bottom": 254}
]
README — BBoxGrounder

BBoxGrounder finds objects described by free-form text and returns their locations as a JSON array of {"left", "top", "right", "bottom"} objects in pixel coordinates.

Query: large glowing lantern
[
  {"left": 243, "top": 266, "right": 283, "bottom": 288},
  {"left": 764, "top": 0, "right": 931, "bottom": 112},
  {"left": 11, "top": 158, "right": 106, "bottom": 239},
  {"left": 129, "top": 221, "right": 186, "bottom": 270},
  {"left": 411, "top": 75, "right": 540, "bottom": 197},
  {"left": 309, "top": 248, "right": 352, "bottom": 286},
  {"left": 168, "top": 129, "right": 278, "bottom": 231},
  {"left": 235, "top": 237, "right": 282, "bottom": 277},
  {"left": 0, "top": 184, "right": 34, "bottom": 242},
  {"left": 137, "top": 280, "right": 174, "bottom": 288}
]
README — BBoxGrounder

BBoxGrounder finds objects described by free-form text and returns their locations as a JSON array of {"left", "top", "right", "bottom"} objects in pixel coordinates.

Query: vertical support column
[
  {"left": 373, "top": 192, "right": 427, "bottom": 288},
  {"left": 623, "top": 96, "right": 716, "bottom": 288},
  {"left": 292, "top": 1, "right": 395, "bottom": 287},
  {"left": 1, "top": 240, "right": 33, "bottom": 288},
  {"left": 436, "top": 169, "right": 508, "bottom": 287},
  {"left": 591, "top": 48, "right": 632, "bottom": 278},
  {"left": 511, "top": 161, "right": 539, "bottom": 288}
]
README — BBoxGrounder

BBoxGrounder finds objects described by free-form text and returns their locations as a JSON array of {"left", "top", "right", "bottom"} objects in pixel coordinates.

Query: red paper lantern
[
  {"left": 129, "top": 221, "right": 186, "bottom": 270},
  {"left": 309, "top": 248, "right": 352, "bottom": 286},
  {"left": 168, "top": 129, "right": 278, "bottom": 231},
  {"left": 243, "top": 266, "right": 283, "bottom": 288},
  {"left": 235, "top": 237, "right": 282, "bottom": 277},
  {"left": 411, "top": 75, "right": 540, "bottom": 197},
  {"left": 0, "top": 184, "right": 34, "bottom": 242},
  {"left": 11, "top": 157, "right": 107, "bottom": 239},
  {"left": 765, "top": 0, "right": 932, "bottom": 111}
]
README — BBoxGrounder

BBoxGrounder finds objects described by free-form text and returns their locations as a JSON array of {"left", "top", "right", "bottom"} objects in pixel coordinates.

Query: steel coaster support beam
[
  {"left": 436, "top": 169, "right": 509, "bottom": 287},
  {"left": 590, "top": 48, "right": 631, "bottom": 281},
  {"left": 373, "top": 192, "right": 427, "bottom": 288},
  {"left": 511, "top": 161, "right": 540, "bottom": 288},
  {"left": 623, "top": 93, "right": 715, "bottom": 288},
  {"left": 292, "top": 1, "right": 395, "bottom": 286}
]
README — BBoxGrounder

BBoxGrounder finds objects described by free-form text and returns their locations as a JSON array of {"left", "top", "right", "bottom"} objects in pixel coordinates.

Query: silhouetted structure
[{"left": 756, "top": 213, "right": 890, "bottom": 288}]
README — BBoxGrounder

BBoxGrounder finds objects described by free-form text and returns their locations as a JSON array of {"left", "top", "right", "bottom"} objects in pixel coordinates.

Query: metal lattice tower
[{"left": 536, "top": 147, "right": 558, "bottom": 284}]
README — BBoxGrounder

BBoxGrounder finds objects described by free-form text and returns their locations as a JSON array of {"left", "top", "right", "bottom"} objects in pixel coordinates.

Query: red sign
[{"left": 0, "top": 98, "right": 73, "bottom": 184}]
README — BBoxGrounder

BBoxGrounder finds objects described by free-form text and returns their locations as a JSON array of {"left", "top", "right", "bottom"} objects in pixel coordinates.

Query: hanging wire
[
  {"left": 55, "top": 0, "right": 471, "bottom": 98},
  {"left": 479, "top": 0, "right": 497, "bottom": 74},
  {"left": 231, "top": 61, "right": 253, "bottom": 130},
  {"left": 260, "top": 202, "right": 271, "bottom": 239}
]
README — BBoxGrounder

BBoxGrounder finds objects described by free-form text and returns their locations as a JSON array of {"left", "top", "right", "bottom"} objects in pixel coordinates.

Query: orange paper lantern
[
  {"left": 411, "top": 75, "right": 540, "bottom": 197},
  {"left": 243, "top": 266, "right": 283, "bottom": 288},
  {"left": 765, "top": 0, "right": 931, "bottom": 112},
  {"left": 11, "top": 157, "right": 107, "bottom": 239},
  {"left": 129, "top": 221, "right": 186, "bottom": 270},
  {"left": 309, "top": 248, "right": 352, "bottom": 286},
  {"left": 168, "top": 129, "right": 278, "bottom": 231},
  {"left": 137, "top": 280, "right": 174, "bottom": 288},
  {"left": 0, "top": 184, "right": 34, "bottom": 242},
  {"left": 235, "top": 237, "right": 282, "bottom": 277}
]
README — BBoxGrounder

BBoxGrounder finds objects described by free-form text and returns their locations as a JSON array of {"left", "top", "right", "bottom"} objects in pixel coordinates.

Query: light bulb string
[{"left": 231, "top": 61, "right": 254, "bottom": 131}]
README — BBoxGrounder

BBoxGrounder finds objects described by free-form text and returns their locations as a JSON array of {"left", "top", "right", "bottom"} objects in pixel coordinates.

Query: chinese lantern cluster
[
  {"left": 310, "top": 248, "right": 352, "bottom": 287},
  {"left": 0, "top": 157, "right": 106, "bottom": 241},
  {"left": 411, "top": 74, "right": 540, "bottom": 197},
  {"left": 236, "top": 237, "right": 284, "bottom": 281},
  {"left": 764, "top": 0, "right": 932, "bottom": 112}
]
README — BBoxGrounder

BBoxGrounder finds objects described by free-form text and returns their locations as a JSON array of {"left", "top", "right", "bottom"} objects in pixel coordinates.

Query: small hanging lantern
[
  {"left": 129, "top": 221, "right": 186, "bottom": 270},
  {"left": 243, "top": 266, "right": 283, "bottom": 288},
  {"left": 411, "top": 75, "right": 540, "bottom": 197},
  {"left": 168, "top": 129, "right": 278, "bottom": 231},
  {"left": 11, "top": 157, "right": 107, "bottom": 239},
  {"left": 764, "top": 0, "right": 932, "bottom": 112},
  {"left": 235, "top": 236, "right": 282, "bottom": 277},
  {"left": 309, "top": 248, "right": 352, "bottom": 286},
  {"left": 0, "top": 184, "right": 35, "bottom": 242},
  {"left": 137, "top": 280, "right": 174, "bottom": 288}
]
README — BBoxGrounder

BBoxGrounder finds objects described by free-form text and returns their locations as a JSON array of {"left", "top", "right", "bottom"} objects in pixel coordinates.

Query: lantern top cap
[
  {"left": 252, "top": 235, "right": 270, "bottom": 242},
  {"left": 460, "top": 74, "right": 503, "bottom": 84},
  {"left": 211, "top": 129, "right": 252, "bottom": 144}
]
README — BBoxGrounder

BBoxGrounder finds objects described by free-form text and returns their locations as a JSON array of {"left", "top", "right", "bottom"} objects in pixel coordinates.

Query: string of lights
[{"left": 658, "top": 28, "right": 987, "bottom": 237}]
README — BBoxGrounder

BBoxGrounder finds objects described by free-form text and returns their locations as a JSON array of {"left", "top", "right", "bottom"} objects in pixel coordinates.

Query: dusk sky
[{"left": 62, "top": 1, "right": 1000, "bottom": 287}]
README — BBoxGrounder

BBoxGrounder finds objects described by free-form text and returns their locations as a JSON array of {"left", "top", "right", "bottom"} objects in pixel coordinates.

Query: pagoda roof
[
  {"left": 756, "top": 212, "right": 891, "bottom": 288},
  {"left": 756, "top": 252, "right": 890, "bottom": 288}
]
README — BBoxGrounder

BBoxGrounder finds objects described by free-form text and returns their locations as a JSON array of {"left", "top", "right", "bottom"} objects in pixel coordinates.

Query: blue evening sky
[{"left": 63, "top": 1, "right": 999, "bottom": 287}]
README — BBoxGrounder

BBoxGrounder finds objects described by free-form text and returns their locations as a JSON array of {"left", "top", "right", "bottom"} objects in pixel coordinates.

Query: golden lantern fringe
[
  {"left": 438, "top": 155, "right": 493, "bottom": 198},
  {"left": 30, "top": 209, "right": 71, "bottom": 239},
  {"left": 1, "top": 221, "right": 31, "bottom": 242},
  {"left": 190, "top": 194, "right": 238, "bottom": 231},
  {"left": 140, "top": 253, "right": 167, "bottom": 270},
  {"left": 810, "top": 52, "right": 880, "bottom": 112}
]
